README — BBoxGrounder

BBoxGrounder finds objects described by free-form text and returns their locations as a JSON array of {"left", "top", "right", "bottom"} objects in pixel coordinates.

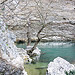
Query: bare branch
[
  {"left": 0, "top": 0, "right": 8, "bottom": 4},
  {"left": 36, "top": 24, "right": 46, "bottom": 37},
  {"left": 4, "top": 3, "right": 32, "bottom": 21},
  {"left": 34, "top": 0, "right": 44, "bottom": 21}
]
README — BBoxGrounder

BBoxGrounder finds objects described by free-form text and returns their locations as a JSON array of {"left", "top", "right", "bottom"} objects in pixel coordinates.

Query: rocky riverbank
[{"left": 46, "top": 57, "right": 75, "bottom": 75}]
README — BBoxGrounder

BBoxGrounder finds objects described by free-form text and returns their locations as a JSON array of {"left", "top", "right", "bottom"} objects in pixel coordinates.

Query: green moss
[
  {"left": 24, "top": 62, "right": 48, "bottom": 75},
  {"left": 6, "top": 44, "right": 8, "bottom": 46},
  {"left": 6, "top": 25, "right": 8, "bottom": 30},
  {"left": 2, "top": 30, "right": 5, "bottom": 32},
  {"left": 0, "top": 26, "right": 1, "bottom": 29}
]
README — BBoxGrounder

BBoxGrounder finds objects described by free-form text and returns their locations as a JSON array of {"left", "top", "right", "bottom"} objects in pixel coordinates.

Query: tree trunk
[
  {"left": 31, "top": 38, "right": 41, "bottom": 52},
  {"left": 29, "top": 24, "right": 46, "bottom": 53},
  {"left": 27, "top": 22, "right": 31, "bottom": 46}
]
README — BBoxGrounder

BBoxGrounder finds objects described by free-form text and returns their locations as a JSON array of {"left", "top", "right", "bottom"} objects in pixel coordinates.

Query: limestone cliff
[{"left": 0, "top": 0, "right": 75, "bottom": 41}]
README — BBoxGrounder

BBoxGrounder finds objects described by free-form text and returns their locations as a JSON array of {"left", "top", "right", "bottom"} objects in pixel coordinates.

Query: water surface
[
  {"left": 38, "top": 42, "right": 75, "bottom": 63},
  {"left": 16, "top": 42, "right": 75, "bottom": 63}
]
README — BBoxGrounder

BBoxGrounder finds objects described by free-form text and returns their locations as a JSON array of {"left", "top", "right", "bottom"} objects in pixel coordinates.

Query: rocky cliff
[
  {"left": 0, "top": 17, "right": 30, "bottom": 75},
  {"left": 0, "top": 0, "right": 75, "bottom": 41}
]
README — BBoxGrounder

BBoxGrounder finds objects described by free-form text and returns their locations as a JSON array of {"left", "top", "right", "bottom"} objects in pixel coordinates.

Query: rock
[
  {"left": 0, "top": 58, "right": 27, "bottom": 75},
  {"left": 46, "top": 57, "right": 75, "bottom": 75},
  {"left": 32, "top": 47, "right": 41, "bottom": 61},
  {"left": 26, "top": 46, "right": 41, "bottom": 62},
  {"left": 69, "top": 21, "right": 75, "bottom": 25},
  {"left": 0, "top": 17, "right": 28, "bottom": 75},
  {"left": 7, "top": 30, "right": 16, "bottom": 42},
  {"left": 17, "top": 48, "right": 32, "bottom": 64},
  {"left": 0, "top": 17, "right": 23, "bottom": 68}
]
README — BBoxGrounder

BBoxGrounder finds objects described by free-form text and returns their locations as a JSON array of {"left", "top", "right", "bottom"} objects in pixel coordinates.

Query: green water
[
  {"left": 16, "top": 42, "right": 75, "bottom": 75},
  {"left": 16, "top": 42, "right": 75, "bottom": 63},
  {"left": 38, "top": 42, "right": 75, "bottom": 63}
]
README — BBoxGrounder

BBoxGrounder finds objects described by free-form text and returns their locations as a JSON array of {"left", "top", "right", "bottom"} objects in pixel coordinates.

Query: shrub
[{"left": 65, "top": 70, "right": 75, "bottom": 75}]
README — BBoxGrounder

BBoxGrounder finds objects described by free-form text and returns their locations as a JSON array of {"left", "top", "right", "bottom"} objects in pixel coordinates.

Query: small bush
[{"left": 65, "top": 70, "right": 75, "bottom": 75}]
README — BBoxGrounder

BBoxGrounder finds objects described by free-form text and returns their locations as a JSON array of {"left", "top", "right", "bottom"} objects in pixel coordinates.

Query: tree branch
[{"left": 0, "top": 0, "right": 8, "bottom": 4}]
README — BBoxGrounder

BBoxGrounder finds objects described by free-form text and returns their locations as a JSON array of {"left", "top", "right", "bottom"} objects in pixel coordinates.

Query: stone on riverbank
[
  {"left": 46, "top": 57, "right": 75, "bottom": 75},
  {"left": 26, "top": 46, "right": 41, "bottom": 62}
]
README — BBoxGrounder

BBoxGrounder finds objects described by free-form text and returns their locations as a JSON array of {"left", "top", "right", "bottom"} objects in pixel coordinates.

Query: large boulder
[
  {"left": 0, "top": 17, "right": 28, "bottom": 75},
  {"left": 26, "top": 46, "right": 41, "bottom": 62},
  {"left": 0, "top": 17, "right": 23, "bottom": 68},
  {"left": 46, "top": 57, "right": 75, "bottom": 75}
]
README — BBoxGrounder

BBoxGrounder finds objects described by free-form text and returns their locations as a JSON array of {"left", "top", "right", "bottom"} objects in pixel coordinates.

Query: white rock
[
  {"left": 11, "top": 56, "right": 24, "bottom": 68},
  {"left": 26, "top": 46, "right": 41, "bottom": 61},
  {"left": 17, "top": 48, "right": 32, "bottom": 63},
  {"left": 7, "top": 30, "right": 16, "bottom": 42},
  {"left": 22, "top": 70, "right": 27, "bottom": 75},
  {"left": 32, "top": 47, "right": 41, "bottom": 61},
  {"left": 47, "top": 57, "right": 75, "bottom": 75},
  {"left": 0, "top": 17, "right": 27, "bottom": 75}
]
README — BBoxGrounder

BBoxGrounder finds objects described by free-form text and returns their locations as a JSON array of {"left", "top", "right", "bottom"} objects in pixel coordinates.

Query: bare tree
[
  {"left": 1, "top": 0, "right": 52, "bottom": 56},
  {"left": 27, "top": 0, "right": 52, "bottom": 55}
]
